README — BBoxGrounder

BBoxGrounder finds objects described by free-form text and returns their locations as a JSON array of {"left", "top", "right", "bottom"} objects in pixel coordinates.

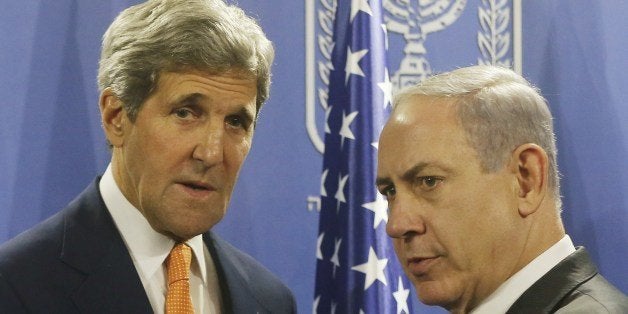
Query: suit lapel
[
  {"left": 507, "top": 247, "right": 598, "bottom": 313},
  {"left": 59, "top": 180, "right": 152, "bottom": 313},
  {"left": 204, "top": 232, "right": 268, "bottom": 314}
]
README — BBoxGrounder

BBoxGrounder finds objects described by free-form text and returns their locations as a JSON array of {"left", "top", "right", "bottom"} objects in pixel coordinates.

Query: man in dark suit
[
  {"left": 0, "top": 0, "right": 295, "bottom": 313},
  {"left": 376, "top": 65, "right": 628, "bottom": 313}
]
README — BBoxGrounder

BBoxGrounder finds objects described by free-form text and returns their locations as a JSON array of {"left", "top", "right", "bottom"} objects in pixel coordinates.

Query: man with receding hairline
[{"left": 377, "top": 65, "right": 627, "bottom": 313}]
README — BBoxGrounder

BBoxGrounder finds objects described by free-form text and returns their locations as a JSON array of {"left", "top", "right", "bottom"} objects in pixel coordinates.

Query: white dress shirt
[
  {"left": 100, "top": 164, "right": 222, "bottom": 314},
  {"left": 471, "top": 235, "right": 576, "bottom": 314}
]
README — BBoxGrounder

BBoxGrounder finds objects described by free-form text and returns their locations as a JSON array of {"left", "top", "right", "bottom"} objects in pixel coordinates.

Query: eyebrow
[
  {"left": 172, "top": 93, "right": 256, "bottom": 123},
  {"left": 375, "top": 176, "right": 391, "bottom": 187},
  {"left": 375, "top": 162, "right": 429, "bottom": 187},
  {"left": 237, "top": 106, "right": 256, "bottom": 126},
  {"left": 401, "top": 162, "right": 429, "bottom": 183}
]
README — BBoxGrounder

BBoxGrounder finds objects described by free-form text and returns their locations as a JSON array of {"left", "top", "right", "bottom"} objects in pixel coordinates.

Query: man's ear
[
  {"left": 510, "top": 143, "right": 549, "bottom": 217},
  {"left": 99, "top": 88, "right": 126, "bottom": 147}
]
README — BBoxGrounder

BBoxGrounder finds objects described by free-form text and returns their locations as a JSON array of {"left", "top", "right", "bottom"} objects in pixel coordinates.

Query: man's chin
[
  {"left": 165, "top": 226, "right": 212, "bottom": 241},
  {"left": 158, "top": 214, "right": 225, "bottom": 241},
  {"left": 414, "top": 281, "right": 461, "bottom": 310}
]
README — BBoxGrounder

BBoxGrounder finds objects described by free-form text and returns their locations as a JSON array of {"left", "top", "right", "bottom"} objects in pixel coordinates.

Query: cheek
[
  {"left": 132, "top": 125, "right": 181, "bottom": 158},
  {"left": 392, "top": 239, "right": 404, "bottom": 254},
  {"left": 434, "top": 201, "right": 506, "bottom": 271},
  {"left": 227, "top": 138, "right": 252, "bottom": 166},
  {"left": 392, "top": 239, "right": 408, "bottom": 263},
  {"left": 427, "top": 200, "right": 478, "bottom": 262}
]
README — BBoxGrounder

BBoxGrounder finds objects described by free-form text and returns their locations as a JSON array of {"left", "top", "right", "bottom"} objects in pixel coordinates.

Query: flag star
[
  {"left": 321, "top": 169, "right": 329, "bottom": 197},
  {"left": 335, "top": 174, "right": 349, "bottom": 210},
  {"left": 350, "top": 0, "right": 373, "bottom": 22},
  {"left": 316, "top": 232, "right": 325, "bottom": 260},
  {"left": 324, "top": 105, "right": 333, "bottom": 134},
  {"left": 362, "top": 192, "right": 388, "bottom": 229},
  {"left": 345, "top": 47, "right": 368, "bottom": 84},
  {"left": 330, "top": 238, "right": 342, "bottom": 277},
  {"left": 393, "top": 277, "right": 410, "bottom": 314},
  {"left": 339, "top": 110, "right": 359, "bottom": 147},
  {"left": 371, "top": 141, "right": 379, "bottom": 150},
  {"left": 351, "top": 247, "right": 389, "bottom": 290},
  {"left": 378, "top": 68, "right": 393, "bottom": 109},
  {"left": 313, "top": 295, "right": 320, "bottom": 314},
  {"left": 331, "top": 302, "right": 337, "bottom": 314}
]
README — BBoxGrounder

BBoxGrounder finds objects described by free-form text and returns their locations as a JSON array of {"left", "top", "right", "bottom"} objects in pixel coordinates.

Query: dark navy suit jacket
[
  {"left": 507, "top": 248, "right": 628, "bottom": 313},
  {"left": 0, "top": 179, "right": 296, "bottom": 313}
]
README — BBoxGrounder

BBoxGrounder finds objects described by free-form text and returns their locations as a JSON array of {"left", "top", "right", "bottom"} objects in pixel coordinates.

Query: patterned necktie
[{"left": 165, "top": 243, "right": 194, "bottom": 314}]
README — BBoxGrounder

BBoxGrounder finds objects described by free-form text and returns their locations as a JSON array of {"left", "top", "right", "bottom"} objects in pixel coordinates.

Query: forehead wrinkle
[
  {"left": 171, "top": 92, "right": 205, "bottom": 105},
  {"left": 161, "top": 70, "right": 257, "bottom": 99},
  {"left": 392, "top": 95, "right": 458, "bottom": 124}
]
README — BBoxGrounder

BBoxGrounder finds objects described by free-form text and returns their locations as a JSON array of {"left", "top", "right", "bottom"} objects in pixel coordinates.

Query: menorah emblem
[{"left": 383, "top": 0, "right": 467, "bottom": 89}]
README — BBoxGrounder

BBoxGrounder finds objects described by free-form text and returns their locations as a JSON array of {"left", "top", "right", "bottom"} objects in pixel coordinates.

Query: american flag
[{"left": 313, "top": 0, "right": 412, "bottom": 313}]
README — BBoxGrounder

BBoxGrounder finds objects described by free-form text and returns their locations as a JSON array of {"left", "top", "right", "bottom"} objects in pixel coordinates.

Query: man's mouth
[
  {"left": 406, "top": 256, "right": 439, "bottom": 276},
  {"left": 185, "top": 182, "right": 210, "bottom": 190},
  {"left": 177, "top": 181, "right": 216, "bottom": 196}
]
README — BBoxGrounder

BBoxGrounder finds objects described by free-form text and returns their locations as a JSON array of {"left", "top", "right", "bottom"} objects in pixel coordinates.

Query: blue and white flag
[{"left": 313, "top": 1, "right": 412, "bottom": 313}]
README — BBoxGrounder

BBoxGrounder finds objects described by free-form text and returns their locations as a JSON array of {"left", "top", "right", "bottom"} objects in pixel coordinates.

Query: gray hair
[
  {"left": 98, "top": 0, "right": 274, "bottom": 120},
  {"left": 393, "top": 65, "right": 561, "bottom": 207}
]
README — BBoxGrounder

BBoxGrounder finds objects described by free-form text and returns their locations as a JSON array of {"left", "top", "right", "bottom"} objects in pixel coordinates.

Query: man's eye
[
  {"left": 379, "top": 186, "right": 396, "bottom": 199},
  {"left": 174, "top": 108, "right": 194, "bottom": 119},
  {"left": 417, "top": 177, "right": 443, "bottom": 191},
  {"left": 226, "top": 115, "right": 249, "bottom": 130}
]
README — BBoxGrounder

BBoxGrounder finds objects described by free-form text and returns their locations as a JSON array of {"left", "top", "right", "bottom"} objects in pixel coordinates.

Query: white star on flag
[
  {"left": 339, "top": 110, "right": 359, "bottom": 147},
  {"left": 331, "top": 302, "right": 337, "bottom": 314},
  {"left": 324, "top": 105, "right": 333, "bottom": 134},
  {"left": 351, "top": 246, "right": 389, "bottom": 290},
  {"left": 335, "top": 174, "right": 349, "bottom": 211},
  {"left": 393, "top": 276, "right": 410, "bottom": 314},
  {"left": 313, "top": 295, "right": 320, "bottom": 314},
  {"left": 350, "top": 0, "right": 373, "bottom": 22},
  {"left": 362, "top": 192, "right": 388, "bottom": 229},
  {"left": 316, "top": 232, "right": 325, "bottom": 260},
  {"left": 331, "top": 238, "right": 342, "bottom": 277},
  {"left": 378, "top": 68, "right": 392, "bottom": 109},
  {"left": 345, "top": 47, "right": 368, "bottom": 84},
  {"left": 321, "top": 169, "right": 329, "bottom": 197}
]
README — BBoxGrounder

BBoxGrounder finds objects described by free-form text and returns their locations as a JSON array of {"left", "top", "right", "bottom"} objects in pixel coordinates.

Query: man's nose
[
  {"left": 386, "top": 195, "right": 426, "bottom": 239},
  {"left": 192, "top": 121, "right": 224, "bottom": 166}
]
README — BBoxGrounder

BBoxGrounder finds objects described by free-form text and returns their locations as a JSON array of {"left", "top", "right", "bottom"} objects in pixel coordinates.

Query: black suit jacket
[
  {"left": 0, "top": 179, "right": 296, "bottom": 313},
  {"left": 507, "top": 247, "right": 628, "bottom": 313}
]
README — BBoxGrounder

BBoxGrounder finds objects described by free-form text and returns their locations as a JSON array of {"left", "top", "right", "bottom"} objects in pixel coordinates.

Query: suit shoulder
[
  {"left": 0, "top": 209, "right": 65, "bottom": 269},
  {"left": 0, "top": 179, "right": 104, "bottom": 268},
  {"left": 0, "top": 180, "right": 103, "bottom": 285},
  {"left": 0, "top": 210, "right": 67, "bottom": 312},
  {"left": 556, "top": 274, "right": 628, "bottom": 313}
]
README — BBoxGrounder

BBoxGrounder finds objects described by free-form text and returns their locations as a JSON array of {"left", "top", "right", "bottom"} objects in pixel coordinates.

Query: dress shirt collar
[
  {"left": 99, "top": 164, "right": 207, "bottom": 284},
  {"left": 471, "top": 235, "right": 576, "bottom": 314}
]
